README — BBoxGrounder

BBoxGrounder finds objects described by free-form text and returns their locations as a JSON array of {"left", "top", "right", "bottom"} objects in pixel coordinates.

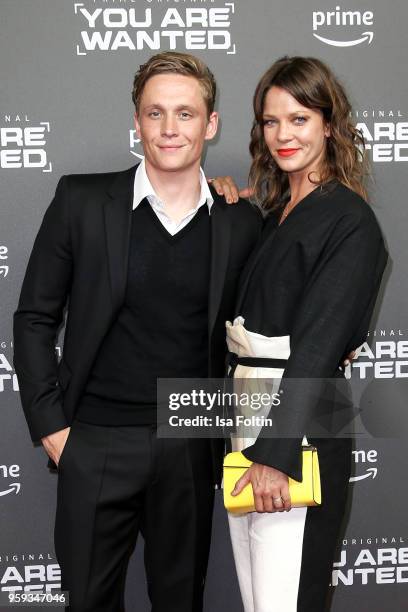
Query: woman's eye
[
  {"left": 263, "top": 119, "right": 277, "bottom": 127},
  {"left": 294, "top": 116, "right": 307, "bottom": 124}
]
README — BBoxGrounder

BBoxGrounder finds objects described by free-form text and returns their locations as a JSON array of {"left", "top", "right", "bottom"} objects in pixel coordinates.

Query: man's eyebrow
[
  {"left": 142, "top": 104, "right": 197, "bottom": 112},
  {"left": 175, "top": 105, "right": 196, "bottom": 111},
  {"left": 142, "top": 104, "right": 163, "bottom": 110}
]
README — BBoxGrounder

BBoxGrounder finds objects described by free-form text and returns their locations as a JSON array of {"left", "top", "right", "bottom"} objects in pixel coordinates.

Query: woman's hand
[
  {"left": 231, "top": 462, "right": 291, "bottom": 512},
  {"left": 208, "top": 176, "right": 252, "bottom": 204},
  {"left": 343, "top": 350, "right": 356, "bottom": 367}
]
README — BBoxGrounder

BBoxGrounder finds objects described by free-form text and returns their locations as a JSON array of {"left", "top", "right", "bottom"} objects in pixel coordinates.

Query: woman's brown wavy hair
[{"left": 248, "top": 56, "right": 369, "bottom": 212}]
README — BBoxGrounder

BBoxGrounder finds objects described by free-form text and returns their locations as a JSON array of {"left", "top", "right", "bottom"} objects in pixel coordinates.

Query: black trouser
[{"left": 54, "top": 420, "right": 214, "bottom": 612}]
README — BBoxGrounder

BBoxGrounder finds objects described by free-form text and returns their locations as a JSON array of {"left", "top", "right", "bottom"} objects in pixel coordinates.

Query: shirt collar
[{"left": 133, "top": 158, "right": 214, "bottom": 213}]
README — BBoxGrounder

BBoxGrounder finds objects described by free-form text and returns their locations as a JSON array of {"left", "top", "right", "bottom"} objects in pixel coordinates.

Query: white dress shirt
[{"left": 132, "top": 159, "right": 214, "bottom": 236}]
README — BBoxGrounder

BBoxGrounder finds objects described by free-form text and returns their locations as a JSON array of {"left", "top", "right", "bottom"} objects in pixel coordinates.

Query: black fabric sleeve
[
  {"left": 13, "top": 176, "right": 73, "bottom": 441},
  {"left": 242, "top": 208, "right": 388, "bottom": 480}
]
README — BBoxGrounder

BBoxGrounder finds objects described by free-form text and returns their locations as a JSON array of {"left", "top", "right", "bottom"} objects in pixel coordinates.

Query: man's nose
[{"left": 161, "top": 114, "right": 178, "bottom": 137}]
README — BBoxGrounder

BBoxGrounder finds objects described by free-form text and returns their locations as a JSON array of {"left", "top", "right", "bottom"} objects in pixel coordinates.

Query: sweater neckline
[{"left": 133, "top": 198, "right": 209, "bottom": 243}]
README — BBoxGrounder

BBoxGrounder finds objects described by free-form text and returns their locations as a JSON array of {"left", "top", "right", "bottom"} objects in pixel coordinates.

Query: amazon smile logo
[
  {"left": 349, "top": 448, "right": 378, "bottom": 484},
  {"left": 312, "top": 6, "right": 374, "bottom": 47},
  {"left": 349, "top": 467, "right": 377, "bottom": 482},
  {"left": 0, "top": 464, "right": 21, "bottom": 498}
]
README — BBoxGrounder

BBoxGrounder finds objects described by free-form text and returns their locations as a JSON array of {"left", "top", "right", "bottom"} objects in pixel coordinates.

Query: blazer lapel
[
  {"left": 208, "top": 195, "right": 231, "bottom": 338},
  {"left": 104, "top": 165, "right": 138, "bottom": 312}
]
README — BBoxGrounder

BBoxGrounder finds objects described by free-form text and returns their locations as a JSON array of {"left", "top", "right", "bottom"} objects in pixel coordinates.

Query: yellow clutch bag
[{"left": 223, "top": 446, "right": 321, "bottom": 513}]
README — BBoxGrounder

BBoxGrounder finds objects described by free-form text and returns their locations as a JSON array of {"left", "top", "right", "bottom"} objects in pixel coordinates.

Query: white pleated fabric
[{"left": 225, "top": 316, "right": 307, "bottom": 612}]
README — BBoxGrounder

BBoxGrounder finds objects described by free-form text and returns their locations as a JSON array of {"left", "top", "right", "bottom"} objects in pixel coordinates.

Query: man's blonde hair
[{"left": 132, "top": 52, "right": 217, "bottom": 118}]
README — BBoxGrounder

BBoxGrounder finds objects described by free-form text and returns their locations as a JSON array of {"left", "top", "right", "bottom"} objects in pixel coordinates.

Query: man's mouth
[{"left": 158, "top": 144, "right": 185, "bottom": 152}]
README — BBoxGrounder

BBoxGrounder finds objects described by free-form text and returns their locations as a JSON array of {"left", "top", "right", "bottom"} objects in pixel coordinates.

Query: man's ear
[
  {"left": 205, "top": 112, "right": 219, "bottom": 142},
  {"left": 134, "top": 112, "right": 142, "bottom": 140}
]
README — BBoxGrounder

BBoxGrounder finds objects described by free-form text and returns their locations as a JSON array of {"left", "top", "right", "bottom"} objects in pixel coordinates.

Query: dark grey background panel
[{"left": 1, "top": 0, "right": 407, "bottom": 609}]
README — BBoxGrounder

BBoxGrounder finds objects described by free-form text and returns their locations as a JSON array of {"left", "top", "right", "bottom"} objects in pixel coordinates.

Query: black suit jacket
[{"left": 13, "top": 164, "right": 262, "bottom": 482}]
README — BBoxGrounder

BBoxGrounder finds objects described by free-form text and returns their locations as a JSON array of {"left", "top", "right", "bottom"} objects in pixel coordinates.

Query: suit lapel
[
  {"left": 104, "top": 165, "right": 137, "bottom": 312},
  {"left": 208, "top": 194, "right": 231, "bottom": 338}
]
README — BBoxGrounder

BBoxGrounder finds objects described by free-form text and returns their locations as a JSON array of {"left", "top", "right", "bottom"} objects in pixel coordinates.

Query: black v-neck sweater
[{"left": 76, "top": 199, "right": 211, "bottom": 425}]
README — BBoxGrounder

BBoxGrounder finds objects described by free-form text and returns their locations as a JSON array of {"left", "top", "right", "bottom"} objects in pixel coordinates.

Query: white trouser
[
  {"left": 226, "top": 317, "right": 307, "bottom": 612},
  {"left": 228, "top": 505, "right": 307, "bottom": 612}
]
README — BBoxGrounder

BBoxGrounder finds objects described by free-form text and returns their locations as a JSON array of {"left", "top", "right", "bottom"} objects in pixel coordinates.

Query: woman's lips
[{"left": 277, "top": 148, "right": 300, "bottom": 157}]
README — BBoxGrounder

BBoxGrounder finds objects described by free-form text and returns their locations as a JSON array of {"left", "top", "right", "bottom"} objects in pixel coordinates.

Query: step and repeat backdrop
[{"left": 1, "top": 1, "right": 408, "bottom": 610}]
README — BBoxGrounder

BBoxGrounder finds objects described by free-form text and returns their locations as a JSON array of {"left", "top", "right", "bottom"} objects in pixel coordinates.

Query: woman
[{"left": 212, "top": 57, "right": 387, "bottom": 611}]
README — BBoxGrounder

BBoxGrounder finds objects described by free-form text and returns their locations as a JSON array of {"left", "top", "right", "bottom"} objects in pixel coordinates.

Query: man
[{"left": 13, "top": 52, "right": 262, "bottom": 611}]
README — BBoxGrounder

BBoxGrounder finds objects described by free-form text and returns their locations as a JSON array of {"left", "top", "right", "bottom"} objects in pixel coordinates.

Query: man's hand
[
  {"left": 41, "top": 427, "right": 71, "bottom": 467},
  {"left": 231, "top": 462, "right": 291, "bottom": 513}
]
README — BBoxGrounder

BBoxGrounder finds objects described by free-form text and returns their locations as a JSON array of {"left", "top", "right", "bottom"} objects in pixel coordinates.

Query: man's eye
[
  {"left": 179, "top": 112, "right": 192, "bottom": 119},
  {"left": 149, "top": 111, "right": 161, "bottom": 118}
]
